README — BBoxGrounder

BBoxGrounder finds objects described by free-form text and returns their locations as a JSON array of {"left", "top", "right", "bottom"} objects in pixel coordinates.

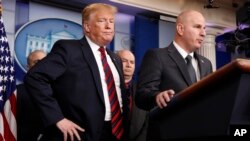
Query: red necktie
[
  {"left": 99, "top": 47, "right": 124, "bottom": 140},
  {"left": 125, "top": 82, "right": 133, "bottom": 114}
]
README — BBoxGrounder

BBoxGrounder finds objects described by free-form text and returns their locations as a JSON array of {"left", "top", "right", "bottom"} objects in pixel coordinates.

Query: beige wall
[{"left": 111, "top": 0, "right": 245, "bottom": 33}]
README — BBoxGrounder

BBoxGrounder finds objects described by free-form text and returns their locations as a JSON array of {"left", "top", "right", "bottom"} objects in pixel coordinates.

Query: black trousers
[{"left": 100, "top": 121, "right": 120, "bottom": 141}]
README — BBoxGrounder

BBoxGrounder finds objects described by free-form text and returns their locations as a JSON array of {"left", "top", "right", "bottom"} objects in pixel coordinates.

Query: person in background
[
  {"left": 17, "top": 50, "right": 46, "bottom": 141},
  {"left": 24, "top": 3, "right": 129, "bottom": 141},
  {"left": 27, "top": 50, "right": 47, "bottom": 69},
  {"left": 135, "top": 10, "right": 213, "bottom": 140},
  {"left": 116, "top": 50, "right": 148, "bottom": 141}
]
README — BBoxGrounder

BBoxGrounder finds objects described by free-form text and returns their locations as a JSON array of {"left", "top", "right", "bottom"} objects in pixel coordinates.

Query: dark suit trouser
[{"left": 100, "top": 121, "right": 120, "bottom": 141}]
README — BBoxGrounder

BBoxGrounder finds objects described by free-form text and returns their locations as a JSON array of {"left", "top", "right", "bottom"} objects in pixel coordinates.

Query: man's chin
[
  {"left": 104, "top": 38, "right": 113, "bottom": 43},
  {"left": 194, "top": 45, "right": 202, "bottom": 50},
  {"left": 124, "top": 74, "right": 133, "bottom": 77}
]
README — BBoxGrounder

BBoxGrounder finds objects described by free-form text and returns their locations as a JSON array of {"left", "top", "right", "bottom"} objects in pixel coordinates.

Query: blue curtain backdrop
[
  {"left": 134, "top": 15, "right": 159, "bottom": 80},
  {"left": 215, "top": 34, "right": 232, "bottom": 69}
]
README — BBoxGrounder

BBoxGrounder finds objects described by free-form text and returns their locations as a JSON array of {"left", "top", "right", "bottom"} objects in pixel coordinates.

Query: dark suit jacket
[
  {"left": 135, "top": 43, "right": 213, "bottom": 141},
  {"left": 17, "top": 84, "right": 44, "bottom": 141},
  {"left": 24, "top": 37, "right": 129, "bottom": 141},
  {"left": 128, "top": 83, "right": 148, "bottom": 141}
]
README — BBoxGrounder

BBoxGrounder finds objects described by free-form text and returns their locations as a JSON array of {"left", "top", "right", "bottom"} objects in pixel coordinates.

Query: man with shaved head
[
  {"left": 116, "top": 50, "right": 135, "bottom": 85},
  {"left": 117, "top": 50, "right": 148, "bottom": 141},
  {"left": 136, "top": 10, "right": 213, "bottom": 140},
  {"left": 27, "top": 50, "right": 46, "bottom": 69}
]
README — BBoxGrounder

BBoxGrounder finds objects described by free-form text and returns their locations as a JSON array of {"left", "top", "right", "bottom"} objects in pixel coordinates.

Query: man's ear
[
  {"left": 83, "top": 22, "right": 90, "bottom": 33},
  {"left": 176, "top": 23, "right": 184, "bottom": 36}
]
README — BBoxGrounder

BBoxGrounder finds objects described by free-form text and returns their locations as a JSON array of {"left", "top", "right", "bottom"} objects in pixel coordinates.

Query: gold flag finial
[{"left": 0, "top": 2, "right": 2, "bottom": 15}]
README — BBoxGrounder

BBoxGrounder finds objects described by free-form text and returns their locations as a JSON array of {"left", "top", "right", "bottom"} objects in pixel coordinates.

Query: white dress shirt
[
  {"left": 173, "top": 41, "right": 201, "bottom": 81},
  {"left": 86, "top": 36, "right": 123, "bottom": 121}
]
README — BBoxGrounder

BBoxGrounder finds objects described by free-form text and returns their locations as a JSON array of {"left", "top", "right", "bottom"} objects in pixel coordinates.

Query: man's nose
[
  {"left": 105, "top": 21, "right": 112, "bottom": 29},
  {"left": 126, "top": 63, "right": 132, "bottom": 68},
  {"left": 201, "top": 29, "right": 206, "bottom": 37}
]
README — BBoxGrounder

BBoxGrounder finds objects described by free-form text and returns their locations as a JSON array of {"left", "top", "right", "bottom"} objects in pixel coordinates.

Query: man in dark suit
[
  {"left": 17, "top": 50, "right": 46, "bottom": 141},
  {"left": 135, "top": 10, "right": 213, "bottom": 140},
  {"left": 24, "top": 3, "right": 128, "bottom": 141},
  {"left": 117, "top": 50, "right": 148, "bottom": 141}
]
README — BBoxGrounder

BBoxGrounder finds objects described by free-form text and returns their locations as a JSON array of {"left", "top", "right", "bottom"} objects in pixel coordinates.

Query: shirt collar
[
  {"left": 173, "top": 41, "right": 194, "bottom": 58},
  {"left": 85, "top": 36, "right": 106, "bottom": 52}
]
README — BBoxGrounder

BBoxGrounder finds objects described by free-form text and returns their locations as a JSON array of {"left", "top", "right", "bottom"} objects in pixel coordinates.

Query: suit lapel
[
  {"left": 106, "top": 49, "right": 123, "bottom": 79},
  {"left": 167, "top": 44, "right": 193, "bottom": 86},
  {"left": 80, "top": 37, "right": 105, "bottom": 104}
]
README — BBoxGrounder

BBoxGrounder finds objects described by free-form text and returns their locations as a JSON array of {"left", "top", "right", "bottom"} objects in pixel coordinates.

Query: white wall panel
[{"left": 29, "top": 2, "right": 81, "bottom": 25}]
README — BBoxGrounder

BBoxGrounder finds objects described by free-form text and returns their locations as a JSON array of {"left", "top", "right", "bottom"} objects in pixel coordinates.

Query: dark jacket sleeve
[
  {"left": 24, "top": 40, "right": 70, "bottom": 127},
  {"left": 135, "top": 49, "right": 162, "bottom": 110}
]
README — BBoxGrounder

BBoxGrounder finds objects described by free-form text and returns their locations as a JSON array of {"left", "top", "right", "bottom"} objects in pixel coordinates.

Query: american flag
[{"left": 0, "top": 2, "right": 17, "bottom": 141}]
